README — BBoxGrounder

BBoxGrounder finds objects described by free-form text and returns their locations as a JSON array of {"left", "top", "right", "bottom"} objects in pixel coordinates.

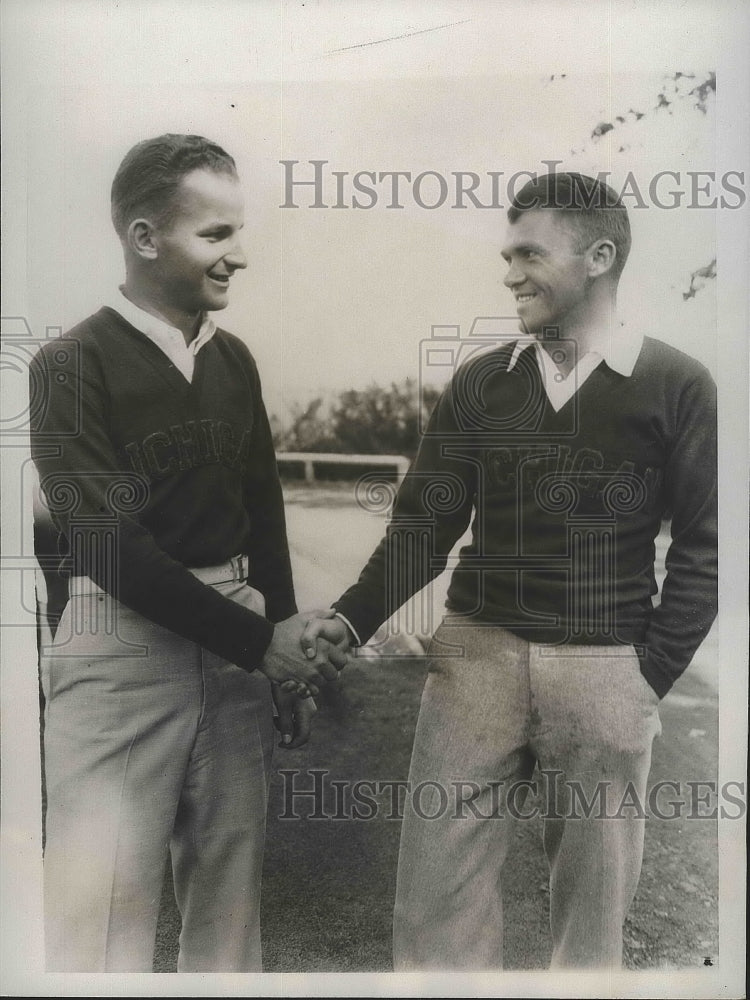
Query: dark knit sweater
[
  {"left": 334, "top": 337, "right": 717, "bottom": 698},
  {"left": 30, "top": 307, "right": 296, "bottom": 671}
]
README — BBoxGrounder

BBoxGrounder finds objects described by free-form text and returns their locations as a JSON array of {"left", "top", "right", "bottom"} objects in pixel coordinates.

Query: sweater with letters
[
  {"left": 30, "top": 307, "right": 296, "bottom": 671},
  {"left": 334, "top": 337, "right": 717, "bottom": 698}
]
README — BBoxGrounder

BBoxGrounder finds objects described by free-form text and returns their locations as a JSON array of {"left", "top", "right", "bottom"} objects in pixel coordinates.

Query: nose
[
  {"left": 225, "top": 240, "right": 248, "bottom": 271},
  {"left": 503, "top": 259, "right": 524, "bottom": 288}
]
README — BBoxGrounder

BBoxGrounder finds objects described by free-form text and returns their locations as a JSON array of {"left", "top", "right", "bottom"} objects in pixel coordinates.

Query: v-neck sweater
[
  {"left": 30, "top": 307, "right": 296, "bottom": 671},
  {"left": 334, "top": 337, "right": 717, "bottom": 698}
]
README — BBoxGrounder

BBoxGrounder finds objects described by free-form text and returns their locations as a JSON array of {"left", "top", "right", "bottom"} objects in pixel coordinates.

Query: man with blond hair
[{"left": 31, "top": 134, "right": 346, "bottom": 972}]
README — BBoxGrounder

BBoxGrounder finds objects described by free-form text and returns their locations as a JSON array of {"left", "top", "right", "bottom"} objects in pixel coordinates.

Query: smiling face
[
  {"left": 149, "top": 168, "right": 247, "bottom": 318},
  {"left": 501, "top": 209, "right": 593, "bottom": 336}
]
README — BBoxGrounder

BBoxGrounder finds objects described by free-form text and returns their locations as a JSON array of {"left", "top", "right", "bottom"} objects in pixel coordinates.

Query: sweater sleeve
[
  {"left": 29, "top": 339, "right": 276, "bottom": 671},
  {"left": 639, "top": 367, "right": 718, "bottom": 697},
  {"left": 333, "top": 378, "right": 476, "bottom": 644},
  {"left": 237, "top": 344, "right": 297, "bottom": 623}
]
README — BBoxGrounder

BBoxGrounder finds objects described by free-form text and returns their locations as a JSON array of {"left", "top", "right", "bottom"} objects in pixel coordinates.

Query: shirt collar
[
  {"left": 584, "top": 323, "right": 644, "bottom": 376},
  {"left": 507, "top": 324, "right": 643, "bottom": 377},
  {"left": 109, "top": 287, "right": 216, "bottom": 354}
]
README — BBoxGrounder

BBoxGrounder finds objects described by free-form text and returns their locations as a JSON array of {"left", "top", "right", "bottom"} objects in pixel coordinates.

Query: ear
[
  {"left": 586, "top": 239, "right": 617, "bottom": 278},
  {"left": 126, "top": 218, "right": 159, "bottom": 260}
]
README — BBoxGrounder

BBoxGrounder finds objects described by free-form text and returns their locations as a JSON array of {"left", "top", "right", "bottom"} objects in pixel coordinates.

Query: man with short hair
[
  {"left": 304, "top": 172, "right": 717, "bottom": 968},
  {"left": 30, "top": 133, "right": 346, "bottom": 972}
]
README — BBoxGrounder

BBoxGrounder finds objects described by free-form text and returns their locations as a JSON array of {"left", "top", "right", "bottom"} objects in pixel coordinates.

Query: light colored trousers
[
  {"left": 393, "top": 619, "right": 662, "bottom": 970},
  {"left": 40, "top": 581, "right": 274, "bottom": 972}
]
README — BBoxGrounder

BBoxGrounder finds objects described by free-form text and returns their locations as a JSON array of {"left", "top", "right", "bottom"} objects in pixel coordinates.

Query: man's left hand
[{"left": 272, "top": 683, "right": 318, "bottom": 748}]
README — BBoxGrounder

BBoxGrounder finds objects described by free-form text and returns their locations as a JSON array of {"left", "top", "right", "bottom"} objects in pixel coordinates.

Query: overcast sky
[{"left": 3, "top": 0, "right": 744, "bottom": 424}]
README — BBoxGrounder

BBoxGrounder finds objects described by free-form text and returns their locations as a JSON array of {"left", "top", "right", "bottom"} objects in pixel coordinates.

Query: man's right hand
[
  {"left": 259, "top": 613, "right": 349, "bottom": 696},
  {"left": 300, "top": 611, "right": 355, "bottom": 662}
]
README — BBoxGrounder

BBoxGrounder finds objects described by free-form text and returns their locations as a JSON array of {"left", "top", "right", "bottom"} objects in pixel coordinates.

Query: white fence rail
[{"left": 276, "top": 451, "right": 410, "bottom": 484}]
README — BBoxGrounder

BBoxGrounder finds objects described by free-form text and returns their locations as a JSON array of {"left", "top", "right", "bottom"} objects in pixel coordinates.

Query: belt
[
  {"left": 69, "top": 554, "right": 249, "bottom": 597},
  {"left": 190, "top": 554, "right": 249, "bottom": 585}
]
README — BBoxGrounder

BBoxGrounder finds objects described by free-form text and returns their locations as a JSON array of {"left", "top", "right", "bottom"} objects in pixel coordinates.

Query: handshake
[{"left": 259, "top": 609, "right": 355, "bottom": 748}]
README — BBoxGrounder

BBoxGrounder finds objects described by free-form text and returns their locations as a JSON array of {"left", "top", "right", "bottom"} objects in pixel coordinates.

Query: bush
[{"left": 273, "top": 379, "right": 440, "bottom": 459}]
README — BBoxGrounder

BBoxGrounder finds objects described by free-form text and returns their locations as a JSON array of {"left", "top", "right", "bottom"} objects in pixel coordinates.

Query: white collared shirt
[
  {"left": 507, "top": 326, "right": 644, "bottom": 412},
  {"left": 108, "top": 287, "right": 217, "bottom": 383}
]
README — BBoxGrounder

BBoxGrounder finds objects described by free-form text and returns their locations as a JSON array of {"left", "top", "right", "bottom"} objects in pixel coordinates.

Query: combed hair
[
  {"left": 507, "top": 172, "right": 631, "bottom": 279},
  {"left": 111, "top": 134, "right": 237, "bottom": 237}
]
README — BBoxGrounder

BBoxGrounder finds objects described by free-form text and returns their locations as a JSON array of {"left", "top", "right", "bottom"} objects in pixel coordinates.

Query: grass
[{"left": 260, "top": 654, "right": 429, "bottom": 972}]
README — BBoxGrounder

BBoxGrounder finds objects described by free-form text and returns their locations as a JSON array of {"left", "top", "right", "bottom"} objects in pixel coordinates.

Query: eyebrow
[
  {"left": 197, "top": 222, "right": 244, "bottom": 235},
  {"left": 500, "top": 241, "right": 546, "bottom": 260}
]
